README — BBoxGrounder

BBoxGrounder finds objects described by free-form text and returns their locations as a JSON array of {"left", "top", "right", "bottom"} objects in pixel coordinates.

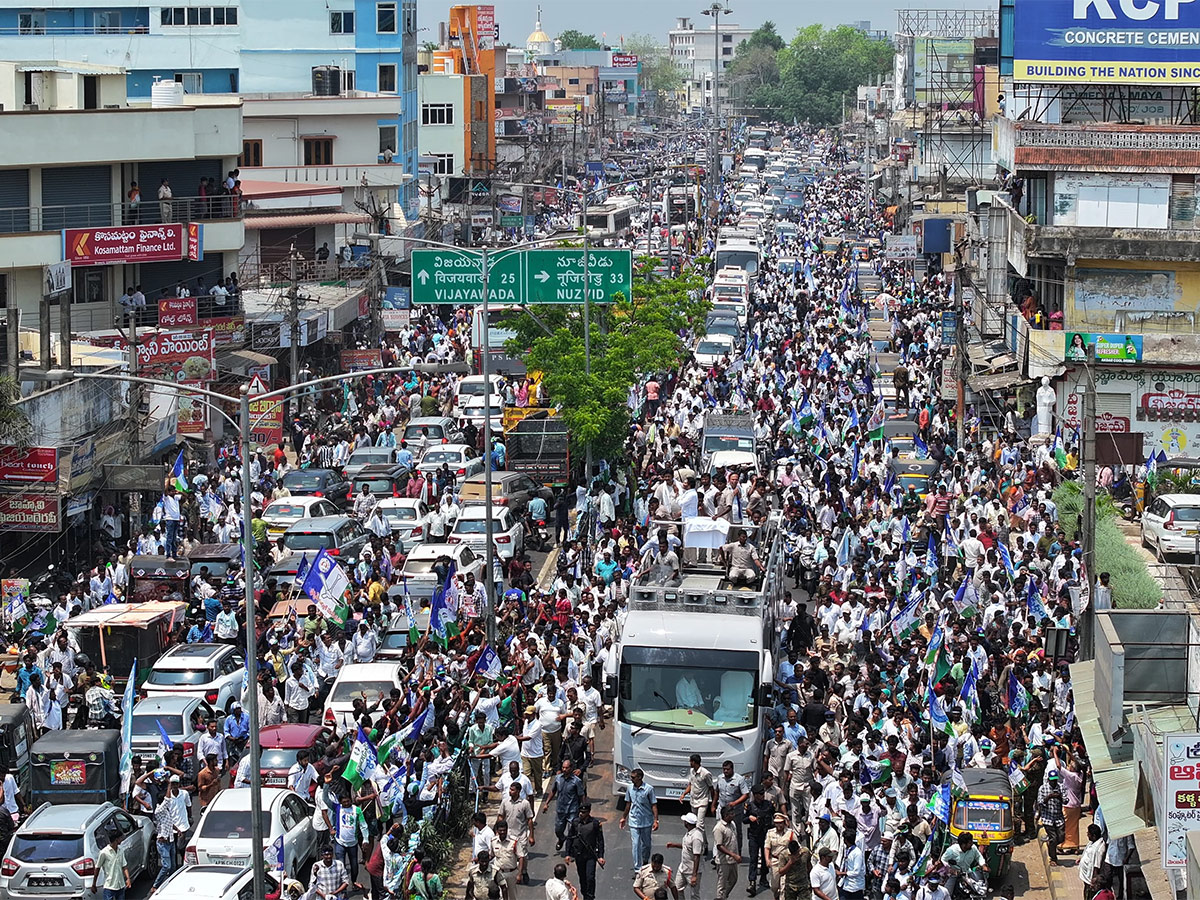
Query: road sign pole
[
  {"left": 583, "top": 187, "right": 592, "bottom": 491},
  {"left": 480, "top": 246, "right": 497, "bottom": 647}
]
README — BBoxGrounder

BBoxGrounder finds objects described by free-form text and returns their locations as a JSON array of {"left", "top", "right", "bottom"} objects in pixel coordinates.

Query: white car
[
  {"left": 694, "top": 334, "right": 736, "bottom": 367},
  {"left": 449, "top": 504, "right": 525, "bottom": 560},
  {"left": 186, "top": 788, "right": 316, "bottom": 878},
  {"left": 375, "top": 497, "right": 431, "bottom": 547},
  {"left": 1142, "top": 493, "right": 1200, "bottom": 558},
  {"left": 455, "top": 374, "right": 505, "bottom": 409},
  {"left": 322, "top": 662, "right": 406, "bottom": 733},
  {"left": 458, "top": 394, "right": 505, "bottom": 432},
  {"left": 151, "top": 865, "right": 282, "bottom": 900},
  {"left": 417, "top": 443, "right": 484, "bottom": 480},
  {"left": 399, "top": 542, "right": 485, "bottom": 600},
  {"left": 142, "top": 643, "right": 245, "bottom": 712},
  {"left": 262, "top": 496, "right": 341, "bottom": 539}
]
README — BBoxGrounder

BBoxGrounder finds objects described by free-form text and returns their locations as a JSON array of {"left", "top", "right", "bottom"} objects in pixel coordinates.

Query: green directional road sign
[
  {"left": 411, "top": 249, "right": 522, "bottom": 305},
  {"left": 523, "top": 249, "right": 632, "bottom": 305},
  {"left": 410, "top": 247, "right": 632, "bottom": 305}
]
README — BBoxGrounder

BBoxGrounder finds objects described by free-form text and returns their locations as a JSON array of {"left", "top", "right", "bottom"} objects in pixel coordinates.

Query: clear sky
[{"left": 418, "top": 0, "right": 986, "bottom": 45}]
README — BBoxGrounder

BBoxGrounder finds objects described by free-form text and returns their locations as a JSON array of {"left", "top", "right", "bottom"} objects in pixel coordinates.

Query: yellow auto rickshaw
[{"left": 948, "top": 768, "right": 1015, "bottom": 883}]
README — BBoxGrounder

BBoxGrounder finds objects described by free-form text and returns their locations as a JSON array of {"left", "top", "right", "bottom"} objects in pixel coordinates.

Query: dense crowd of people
[{"left": 0, "top": 126, "right": 1117, "bottom": 900}]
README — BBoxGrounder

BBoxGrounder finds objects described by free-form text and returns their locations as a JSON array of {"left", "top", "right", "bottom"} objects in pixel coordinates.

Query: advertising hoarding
[
  {"left": 64, "top": 224, "right": 188, "bottom": 266},
  {"left": 1014, "top": 0, "right": 1200, "bottom": 85}
]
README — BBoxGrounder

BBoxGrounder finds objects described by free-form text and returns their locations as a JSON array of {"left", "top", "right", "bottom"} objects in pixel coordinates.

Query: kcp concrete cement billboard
[{"left": 1014, "top": 0, "right": 1200, "bottom": 85}]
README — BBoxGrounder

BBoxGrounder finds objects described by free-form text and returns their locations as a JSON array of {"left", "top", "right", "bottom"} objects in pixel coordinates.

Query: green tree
[
  {"left": 755, "top": 24, "right": 891, "bottom": 126},
  {"left": 0, "top": 377, "right": 31, "bottom": 448},
  {"left": 621, "top": 33, "right": 684, "bottom": 98},
  {"left": 557, "top": 29, "right": 603, "bottom": 50},
  {"left": 503, "top": 259, "right": 708, "bottom": 460},
  {"left": 737, "top": 20, "right": 784, "bottom": 55}
]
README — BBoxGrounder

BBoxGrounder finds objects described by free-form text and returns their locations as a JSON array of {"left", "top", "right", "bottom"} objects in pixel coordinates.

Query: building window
[
  {"left": 342, "top": 70, "right": 356, "bottom": 91},
  {"left": 330, "top": 10, "right": 354, "bottom": 33},
  {"left": 568, "top": 78, "right": 579, "bottom": 85},
  {"left": 161, "top": 7, "right": 238, "bottom": 26},
  {"left": 174, "top": 72, "right": 203, "bottom": 93},
  {"left": 94, "top": 11, "right": 121, "bottom": 32},
  {"left": 430, "top": 154, "right": 455, "bottom": 175},
  {"left": 303, "top": 138, "right": 334, "bottom": 166},
  {"left": 18, "top": 11, "right": 45, "bottom": 33},
  {"left": 240, "top": 139, "right": 263, "bottom": 168},
  {"left": 421, "top": 103, "right": 454, "bottom": 125},
  {"left": 378, "top": 63, "right": 397, "bottom": 92},
  {"left": 379, "top": 126, "right": 397, "bottom": 155},
  {"left": 402, "top": 1, "right": 416, "bottom": 34},
  {"left": 722, "top": 46, "right": 732, "bottom": 55},
  {"left": 722, "top": 34, "right": 733, "bottom": 42},
  {"left": 376, "top": 1, "right": 396, "bottom": 33}
]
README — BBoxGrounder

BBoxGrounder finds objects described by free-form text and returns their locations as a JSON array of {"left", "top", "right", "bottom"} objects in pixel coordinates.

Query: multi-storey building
[
  {"left": 0, "top": 0, "right": 419, "bottom": 214},
  {"left": 0, "top": 60, "right": 243, "bottom": 334}
]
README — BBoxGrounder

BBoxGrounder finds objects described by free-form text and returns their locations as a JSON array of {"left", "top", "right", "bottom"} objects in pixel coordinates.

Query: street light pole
[
  {"left": 479, "top": 246, "right": 497, "bottom": 646},
  {"left": 56, "top": 366, "right": 423, "bottom": 900},
  {"left": 237, "top": 384, "right": 266, "bottom": 900}
]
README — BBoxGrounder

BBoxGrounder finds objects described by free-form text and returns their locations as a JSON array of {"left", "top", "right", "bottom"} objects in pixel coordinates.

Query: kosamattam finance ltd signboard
[{"left": 1014, "top": 0, "right": 1200, "bottom": 85}]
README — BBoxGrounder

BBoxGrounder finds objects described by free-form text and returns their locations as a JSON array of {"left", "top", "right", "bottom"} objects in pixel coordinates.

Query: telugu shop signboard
[
  {"left": 1014, "top": 0, "right": 1200, "bottom": 85},
  {"left": 63, "top": 223, "right": 202, "bottom": 266}
]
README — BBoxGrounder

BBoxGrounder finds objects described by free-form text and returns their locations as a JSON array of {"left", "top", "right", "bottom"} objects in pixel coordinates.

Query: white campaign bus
[
  {"left": 714, "top": 228, "right": 761, "bottom": 278},
  {"left": 613, "top": 512, "right": 786, "bottom": 800}
]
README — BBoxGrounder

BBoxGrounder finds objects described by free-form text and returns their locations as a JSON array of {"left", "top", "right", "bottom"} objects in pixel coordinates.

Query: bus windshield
[{"left": 619, "top": 647, "right": 758, "bottom": 734}]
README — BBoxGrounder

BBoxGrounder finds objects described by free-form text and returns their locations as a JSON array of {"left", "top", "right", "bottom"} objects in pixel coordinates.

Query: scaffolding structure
[{"left": 896, "top": 8, "right": 999, "bottom": 189}]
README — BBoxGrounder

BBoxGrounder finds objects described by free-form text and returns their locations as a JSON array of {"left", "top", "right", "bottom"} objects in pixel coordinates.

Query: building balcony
[
  {"left": 239, "top": 165, "right": 412, "bottom": 192},
  {"left": 0, "top": 196, "right": 242, "bottom": 235},
  {"left": 994, "top": 116, "right": 1200, "bottom": 174},
  {"left": 1027, "top": 223, "right": 1200, "bottom": 264}
]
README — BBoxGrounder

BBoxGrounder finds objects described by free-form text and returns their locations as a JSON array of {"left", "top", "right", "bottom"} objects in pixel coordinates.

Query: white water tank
[{"left": 151, "top": 79, "right": 185, "bottom": 108}]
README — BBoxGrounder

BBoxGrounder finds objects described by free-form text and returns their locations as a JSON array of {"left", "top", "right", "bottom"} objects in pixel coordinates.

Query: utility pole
[
  {"left": 1080, "top": 341, "right": 1098, "bottom": 660},
  {"left": 953, "top": 268, "right": 965, "bottom": 449},
  {"left": 288, "top": 247, "right": 300, "bottom": 382}
]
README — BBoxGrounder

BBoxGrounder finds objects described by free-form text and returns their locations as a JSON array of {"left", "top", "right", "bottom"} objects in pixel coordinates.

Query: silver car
[
  {"left": 129, "top": 695, "right": 215, "bottom": 776},
  {"left": 1, "top": 802, "right": 153, "bottom": 899}
]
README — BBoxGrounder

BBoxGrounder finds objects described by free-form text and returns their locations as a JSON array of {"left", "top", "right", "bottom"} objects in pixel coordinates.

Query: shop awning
[
  {"left": 1070, "top": 660, "right": 1144, "bottom": 839},
  {"left": 244, "top": 212, "right": 371, "bottom": 229},
  {"left": 217, "top": 348, "right": 277, "bottom": 373},
  {"left": 239, "top": 180, "right": 343, "bottom": 200},
  {"left": 967, "top": 370, "right": 1030, "bottom": 392}
]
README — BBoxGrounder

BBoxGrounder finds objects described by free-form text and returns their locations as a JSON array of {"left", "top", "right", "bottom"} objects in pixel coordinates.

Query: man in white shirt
[
  {"left": 161, "top": 485, "right": 183, "bottom": 558},
  {"left": 288, "top": 749, "right": 319, "bottom": 797},
  {"left": 810, "top": 846, "right": 839, "bottom": 900}
]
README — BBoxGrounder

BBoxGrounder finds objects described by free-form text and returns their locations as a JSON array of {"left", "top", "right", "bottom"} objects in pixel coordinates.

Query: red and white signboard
[
  {"left": 136, "top": 329, "right": 216, "bottom": 380},
  {"left": 0, "top": 494, "right": 61, "bottom": 532},
  {"left": 475, "top": 5, "right": 495, "bottom": 49},
  {"left": 610, "top": 53, "right": 639, "bottom": 68},
  {"left": 0, "top": 447, "right": 58, "bottom": 484},
  {"left": 64, "top": 224, "right": 187, "bottom": 267},
  {"left": 158, "top": 296, "right": 198, "bottom": 328},
  {"left": 341, "top": 349, "right": 382, "bottom": 372}
]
